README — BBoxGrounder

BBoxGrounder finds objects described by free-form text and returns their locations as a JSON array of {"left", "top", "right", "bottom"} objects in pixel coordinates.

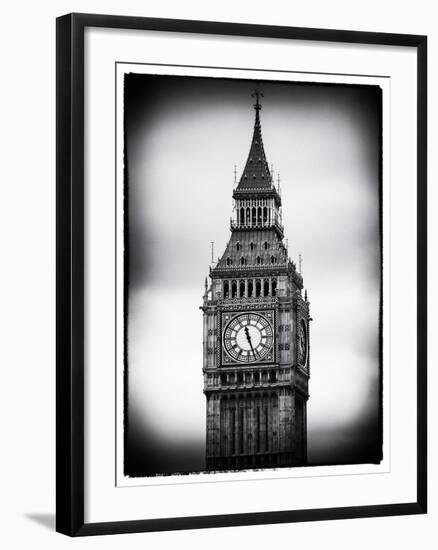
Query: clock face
[
  {"left": 298, "top": 319, "right": 308, "bottom": 366},
  {"left": 223, "top": 313, "right": 274, "bottom": 363}
]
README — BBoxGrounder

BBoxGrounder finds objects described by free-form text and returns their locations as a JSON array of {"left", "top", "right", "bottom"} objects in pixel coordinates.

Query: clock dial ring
[
  {"left": 298, "top": 319, "right": 308, "bottom": 366},
  {"left": 223, "top": 312, "right": 273, "bottom": 363}
]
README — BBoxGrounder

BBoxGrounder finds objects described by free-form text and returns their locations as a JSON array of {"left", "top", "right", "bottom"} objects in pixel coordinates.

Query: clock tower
[{"left": 202, "top": 92, "right": 310, "bottom": 471}]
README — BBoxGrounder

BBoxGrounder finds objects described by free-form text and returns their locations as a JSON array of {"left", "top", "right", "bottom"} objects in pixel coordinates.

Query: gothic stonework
[{"left": 201, "top": 92, "right": 311, "bottom": 471}]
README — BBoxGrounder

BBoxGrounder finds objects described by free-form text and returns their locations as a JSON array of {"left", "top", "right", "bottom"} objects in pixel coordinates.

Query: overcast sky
[{"left": 124, "top": 74, "right": 382, "bottom": 476}]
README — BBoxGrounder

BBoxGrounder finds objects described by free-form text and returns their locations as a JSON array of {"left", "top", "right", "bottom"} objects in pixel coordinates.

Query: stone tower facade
[{"left": 202, "top": 92, "right": 310, "bottom": 471}]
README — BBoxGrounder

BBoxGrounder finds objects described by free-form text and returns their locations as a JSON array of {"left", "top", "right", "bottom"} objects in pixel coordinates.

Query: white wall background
[{"left": 0, "top": 0, "right": 435, "bottom": 548}]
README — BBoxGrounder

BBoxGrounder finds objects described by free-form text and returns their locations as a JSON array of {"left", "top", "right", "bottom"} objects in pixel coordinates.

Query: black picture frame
[{"left": 56, "top": 12, "right": 427, "bottom": 537}]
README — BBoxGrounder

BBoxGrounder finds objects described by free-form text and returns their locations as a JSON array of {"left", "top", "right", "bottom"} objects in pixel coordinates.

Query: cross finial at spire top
[{"left": 251, "top": 87, "right": 263, "bottom": 112}]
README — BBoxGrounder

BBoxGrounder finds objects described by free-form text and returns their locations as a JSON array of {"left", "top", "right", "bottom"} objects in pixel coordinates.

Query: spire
[
  {"left": 236, "top": 89, "right": 272, "bottom": 191},
  {"left": 253, "top": 88, "right": 262, "bottom": 112}
]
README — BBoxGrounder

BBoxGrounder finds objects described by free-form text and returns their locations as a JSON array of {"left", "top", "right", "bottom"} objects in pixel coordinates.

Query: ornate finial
[
  {"left": 233, "top": 164, "right": 237, "bottom": 185},
  {"left": 277, "top": 173, "right": 281, "bottom": 192},
  {"left": 299, "top": 253, "right": 303, "bottom": 274},
  {"left": 305, "top": 289, "right": 308, "bottom": 301},
  {"left": 252, "top": 87, "right": 263, "bottom": 112},
  {"left": 211, "top": 241, "right": 215, "bottom": 264}
]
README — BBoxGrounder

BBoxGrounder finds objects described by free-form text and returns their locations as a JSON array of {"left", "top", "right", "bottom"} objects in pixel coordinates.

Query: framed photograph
[{"left": 56, "top": 13, "right": 427, "bottom": 536}]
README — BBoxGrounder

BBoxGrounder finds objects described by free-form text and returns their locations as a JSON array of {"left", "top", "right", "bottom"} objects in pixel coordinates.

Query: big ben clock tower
[{"left": 202, "top": 91, "right": 310, "bottom": 471}]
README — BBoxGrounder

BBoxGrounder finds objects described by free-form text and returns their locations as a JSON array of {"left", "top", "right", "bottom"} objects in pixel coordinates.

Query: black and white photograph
[
  {"left": 52, "top": 9, "right": 426, "bottom": 539},
  {"left": 122, "top": 73, "right": 383, "bottom": 477}
]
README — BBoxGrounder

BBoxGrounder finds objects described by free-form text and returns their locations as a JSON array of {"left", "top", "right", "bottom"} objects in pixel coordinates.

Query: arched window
[
  {"left": 236, "top": 242, "right": 240, "bottom": 251},
  {"left": 271, "top": 255, "right": 276, "bottom": 264},
  {"left": 263, "top": 279, "right": 269, "bottom": 296},
  {"left": 240, "top": 257, "right": 246, "bottom": 266},
  {"left": 248, "top": 280, "right": 253, "bottom": 298},
  {"left": 264, "top": 241, "right": 269, "bottom": 250},
  {"left": 239, "top": 280, "right": 245, "bottom": 297},
  {"left": 272, "top": 279, "right": 277, "bottom": 296},
  {"left": 240, "top": 207, "right": 245, "bottom": 225},
  {"left": 256, "top": 256, "right": 261, "bottom": 265},
  {"left": 255, "top": 279, "right": 261, "bottom": 297},
  {"left": 237, "top": 373, "right": 243, "bottom": 385},
  {"left": 246, "top": 207, "right": 250, "bottom": 224},
  {"left": 257, "top": 207, "right": 262, "bottom": 225},
  {"left": 252, "top": 207, "right": 256, "bottom": 226},
  {"left": 231, "top": 280, "right": 237, "bottom": 298},
  {"left": 223, "top": 280, "right": 229, "bottom": 298},
  {"left": 263, "top": 206, "right": 268, "bottom": 224},
  {"left": 250, "top": 242, "right": 255, "bottom": 251},
  {"left": 226, "top": 257, "right": 232, "bottom": 266}
]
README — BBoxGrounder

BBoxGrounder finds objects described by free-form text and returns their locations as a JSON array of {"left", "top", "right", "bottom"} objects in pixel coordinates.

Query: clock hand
[{"left": 244, "top": 327, "right": 258, "bottom": 358}]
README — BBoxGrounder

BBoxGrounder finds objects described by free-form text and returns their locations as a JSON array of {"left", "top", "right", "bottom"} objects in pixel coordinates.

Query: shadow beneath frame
[{"left": 25, "top": 513, "right": 56, "bottom": 531}]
